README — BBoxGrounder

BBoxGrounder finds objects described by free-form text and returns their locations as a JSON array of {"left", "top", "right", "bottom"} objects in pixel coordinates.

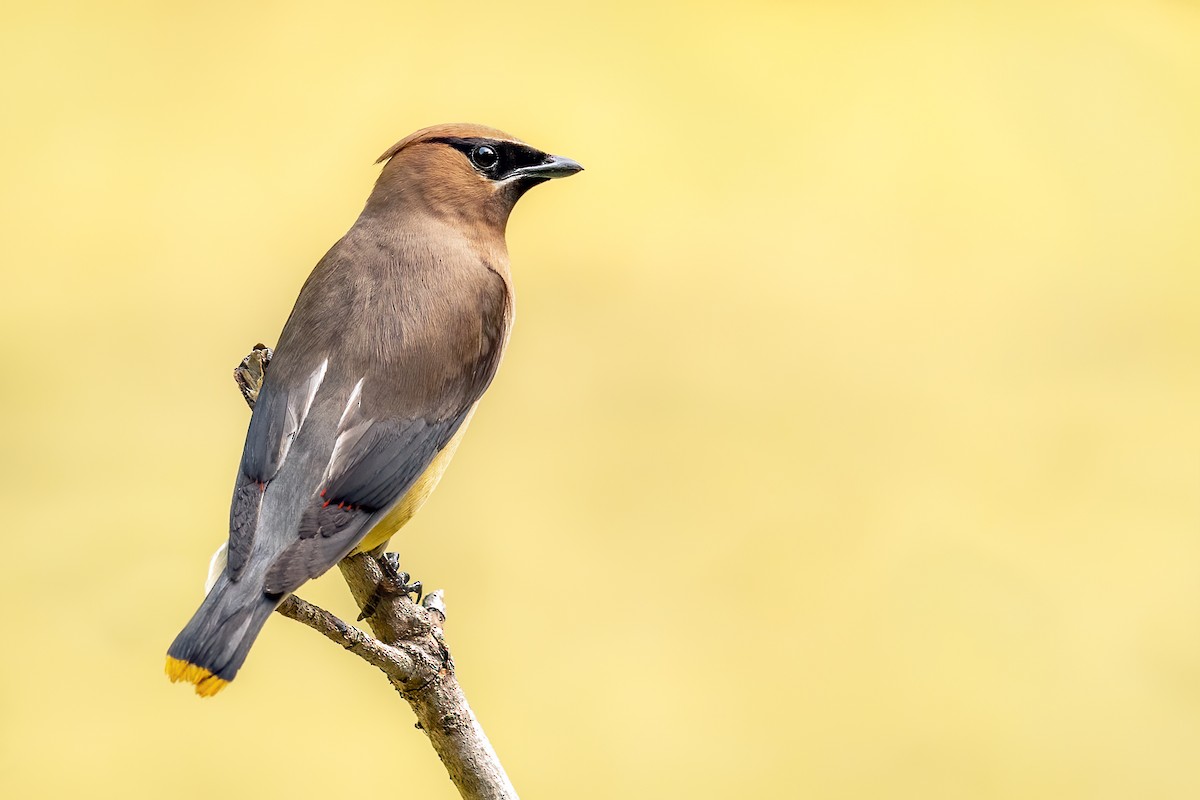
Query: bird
[{"left": 166, "top": 123, "right": 582, "bottom": 696}]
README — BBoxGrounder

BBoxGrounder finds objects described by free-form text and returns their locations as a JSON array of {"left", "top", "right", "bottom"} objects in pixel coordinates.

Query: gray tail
[{"left": 165, "top": 573, "right": 279, "bottom": 696}]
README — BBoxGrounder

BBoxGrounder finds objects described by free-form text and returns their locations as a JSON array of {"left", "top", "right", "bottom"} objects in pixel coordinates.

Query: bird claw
[{"left": 357, "top": 552, "right": 423, "bottom": 620}]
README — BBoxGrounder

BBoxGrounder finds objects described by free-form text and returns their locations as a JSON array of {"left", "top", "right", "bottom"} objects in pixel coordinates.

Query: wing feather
[
  {"left": 262, "top": 414, "right": 466, "bottom": 594},
  {"left": 227, "top": 360, "right": 328, "bottom": 580}
]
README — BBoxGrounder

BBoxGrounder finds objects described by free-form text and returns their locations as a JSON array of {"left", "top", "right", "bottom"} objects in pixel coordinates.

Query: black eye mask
[{"left": 431, "top": 137, "right": 550, "bottom": 181}]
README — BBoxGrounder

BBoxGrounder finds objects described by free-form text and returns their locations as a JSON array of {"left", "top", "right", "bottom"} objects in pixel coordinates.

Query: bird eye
[{"left": 470, "top": 145, "right": 499, "bottom": 170}]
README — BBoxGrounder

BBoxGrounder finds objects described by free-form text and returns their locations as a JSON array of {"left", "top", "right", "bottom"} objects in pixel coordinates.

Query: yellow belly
[{"left": 350, "top": 407, "right": 476, "bottom": 555}]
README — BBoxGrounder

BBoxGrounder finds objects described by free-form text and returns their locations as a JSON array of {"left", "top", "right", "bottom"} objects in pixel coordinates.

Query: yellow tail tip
[{"left": 165, "top": 656, "right": 230, "bottom": 697}]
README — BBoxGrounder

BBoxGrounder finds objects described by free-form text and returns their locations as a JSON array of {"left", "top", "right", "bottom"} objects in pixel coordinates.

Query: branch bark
[{"left": 235, "top": 345, "right": 518, "bottom": 800}]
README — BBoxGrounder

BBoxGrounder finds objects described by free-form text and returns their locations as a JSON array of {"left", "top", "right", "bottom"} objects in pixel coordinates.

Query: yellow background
[{"left": 2, "top": 1, "right": 1198, "bottom": 797}]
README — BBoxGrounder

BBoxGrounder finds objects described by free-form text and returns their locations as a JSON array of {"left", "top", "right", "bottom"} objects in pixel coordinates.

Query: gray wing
[
  {"left": 260, "top": 413, "right": 468, "bottom": 595},
  {"left": 228, "top": 361, "right": 328, "bottom": 579}
]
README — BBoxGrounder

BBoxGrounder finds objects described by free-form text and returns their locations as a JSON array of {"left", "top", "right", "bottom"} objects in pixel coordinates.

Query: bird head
[{"left": 366, "top": 123, "right": 583, "bottom": 232}]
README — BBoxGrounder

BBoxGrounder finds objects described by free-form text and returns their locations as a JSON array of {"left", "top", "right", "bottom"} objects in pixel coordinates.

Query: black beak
[{"left": 513, "top": 154, "right": 584, "bottom": 180}]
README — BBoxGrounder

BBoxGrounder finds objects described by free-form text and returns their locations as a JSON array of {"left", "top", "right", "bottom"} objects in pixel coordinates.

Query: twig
[
  {"left": 234, "top": 345, "right": 518, "bottom": 800},
  {"left": 274, "top": 594, "right": 421, "bottom": 678}
]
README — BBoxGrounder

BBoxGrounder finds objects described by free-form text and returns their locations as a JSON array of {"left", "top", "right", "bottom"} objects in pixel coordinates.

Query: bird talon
[
  {"left": 357, "top": 553, "right": 424, "bottom": 620},
  {"left": 408, "top": 580, "right": 424, "bottom": 605}
]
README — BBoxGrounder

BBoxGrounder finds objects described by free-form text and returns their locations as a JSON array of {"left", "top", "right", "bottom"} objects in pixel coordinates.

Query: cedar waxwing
[{"left": 166, "top": 124, "right": 582, "bottom": 696}]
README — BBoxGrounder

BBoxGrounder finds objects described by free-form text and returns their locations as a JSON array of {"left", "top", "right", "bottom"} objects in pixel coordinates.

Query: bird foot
[{"left": 357, "top": 552, "right": 423, "bottom": 621}]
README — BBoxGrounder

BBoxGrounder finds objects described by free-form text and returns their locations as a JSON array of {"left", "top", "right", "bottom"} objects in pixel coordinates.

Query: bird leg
[{"left": 357, "top": 551, "right": 424, "bottom": 621}]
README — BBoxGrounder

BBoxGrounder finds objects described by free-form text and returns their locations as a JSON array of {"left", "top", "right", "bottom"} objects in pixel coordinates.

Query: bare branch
[
  {"left": 274, "top": 595, "right": 420, "bottom": 679},
  {"left": 234, "top": 344, "right": 518, "bottom": 800}
]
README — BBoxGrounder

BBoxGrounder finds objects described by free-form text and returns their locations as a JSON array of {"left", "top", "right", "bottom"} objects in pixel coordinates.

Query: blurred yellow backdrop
[{"left": 1, "top": 1, "right": 1198, "bottom": 797}]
